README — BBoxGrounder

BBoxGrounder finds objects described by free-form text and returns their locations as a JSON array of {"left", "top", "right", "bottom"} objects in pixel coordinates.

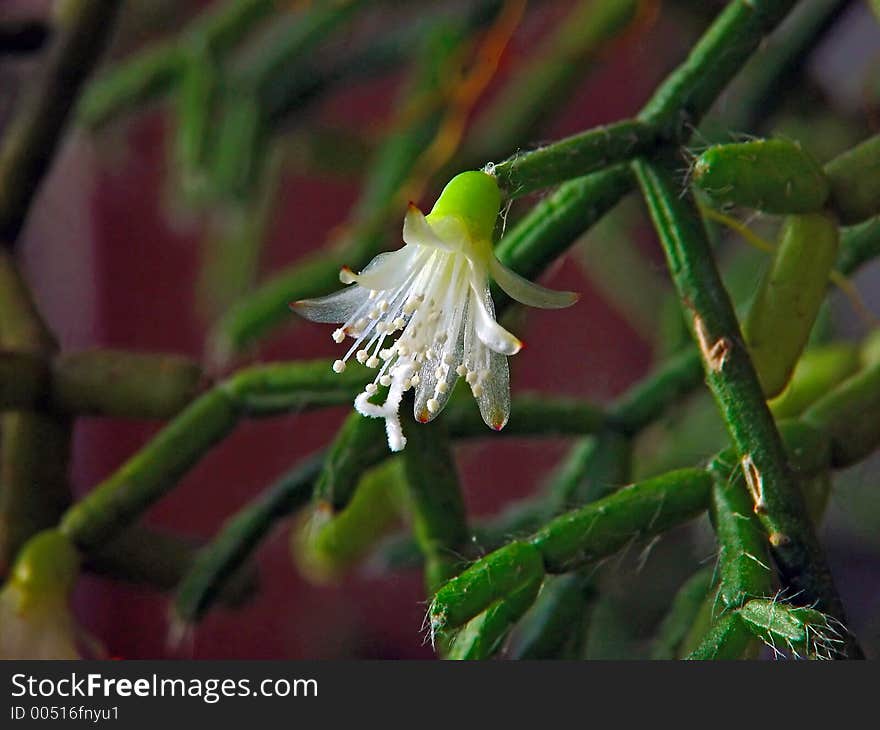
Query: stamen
[{"left": 332, "top": 360, "right": 346, "bottom": 373}]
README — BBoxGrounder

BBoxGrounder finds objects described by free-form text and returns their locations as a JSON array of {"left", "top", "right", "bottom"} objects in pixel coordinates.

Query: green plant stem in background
[
  {"left": 445, "top": 393, "right": 606, "bottom": 440},
  {"left": 836, "top": 216, "right": 880, "bottom": 276},
  {"left": 802, "top": 360, "right": 880, "bottom": 467},
  {"left": 0, "top": 0, "right": 122, "bottom": 245},
  {"left": 77, "top": 0, "right": 279, "bottom": 129},
  {"left": 0, "top": 252, "right": 71, "bottom": 574},
  {"left": 174, "top": 453, "right": 322, "bottom": 624},
  {"left": 295, "top": 458, "right": 405, "bottom": 584},
  {"left": 312, "top": 413, "right": 388, "bottom": 515},
  {"left": 633, "top": 156, "right": 858, "bottom": 657},
  {"left": 0, "top": 1, "right": 124, "bottom": 571},
  {"left": 718, "top": 0, "right": 853, "bottom": 132},
  {"left": 57, "top": 360, "right": 366, "bottom": 553},
  {"left": 51, "top": 350, "right": 204, "bottom": 418},
  {"left": 651, "top": 566, "right": 715, "bottom": 659},
  {"left": 0, "top": 349, "right": 204, "bottom": 418},
  {"left": 508, "top": 429, "right": 631, "bottom": 660},
  {"left": 401, "top": 410, "right": 469, "bottom": 595},
  {"left": 88, "top": 523, "right": 257, "bottom": 607},
  {"left": 825, "top": 133, "right": 880, "bottom": 224},
  {"left": 744, "top": 212, "right": 839, "bottom": 398}
]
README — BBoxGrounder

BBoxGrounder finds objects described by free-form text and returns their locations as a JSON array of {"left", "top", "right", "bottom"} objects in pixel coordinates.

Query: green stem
[
  {"left": 651, "top": 566, "right": 715, "bottom": 659},
  {"left": 836, "top": 216, "right": 880, "bottom": 276},
  {"left": 825, "top": 133, "right": 880, "bottom": 224},
  {"left": 0, "top": 253, "right": 70, "bottom": 573},
  {"left": 445, "top": 392, "right": 606, "bottom": 440},
  {"left": 0, "top": 0, "right": 122, "bottom": 245},
  {"left": 77, "top": 0, "right": 279, "bottom": 129},
  {"left": 491, "top": 0, "right": 799, "bottom": 197},
  {"left": 51, "top": 350, "right": 204, "bottom": 419},
  {"left": 174, "top": 452, "right": 322, "bottom": 624},
  {"left": 686, "top": 612, "right": 755, "bottom": 660},
  {"left": 802, "top": 361, "right": 880, "bottom": 467},
  {"left": 445, "top": 574, "right": 543, "bottom": 660},
  {"left": 532, "top": 467, "right": 711, "bottom": 574},
  {"left": 708, "top": 451, "right": 775, "bottom": 609},
  {"left": 491, "top": 119, "right": 659, "bottom": 199},
  {"left": 401, "top": 408, "right": 469, "bottom": 596},
  {"left": 87, "top": 523, "right": 257, "bottom": 607},
  {"left": 632, "top": 155, "right": 857, "bottom": 657}
]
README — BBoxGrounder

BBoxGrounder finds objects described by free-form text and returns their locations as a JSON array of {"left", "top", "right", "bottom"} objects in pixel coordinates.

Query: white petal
[
  {"left": 290, "top": 284, "right": 371, "bottom": 324},
  {"left": 468, "top": 275, "right": 522, "bottom": 356},
  {"left": 463, "top": 302, "right": 511, "bottom": 431},
  {"left": 345, "top": 246, "right": 422, "bottom": 291},
  {"left": 489, "top": 257, "right": 579, "bottom": 309},
  {"left": 402, "top": 204, "right": 455, "bottom": 252},
  {"left": 477, "top": 348, "right": 510, "bottom": 431}
]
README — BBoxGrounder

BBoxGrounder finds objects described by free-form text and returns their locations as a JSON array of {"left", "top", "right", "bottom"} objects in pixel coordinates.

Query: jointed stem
[{"left": 633, "top": 155, "right": 858, "bottom": 657}]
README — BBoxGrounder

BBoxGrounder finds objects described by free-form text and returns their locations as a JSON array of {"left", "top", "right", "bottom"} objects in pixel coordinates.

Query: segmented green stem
[
  {"left": 633, "top": 155, "right": 857, "bottom": 657},
  {"left": 401, "top": 410, "right": 469, "bottom": 595}
]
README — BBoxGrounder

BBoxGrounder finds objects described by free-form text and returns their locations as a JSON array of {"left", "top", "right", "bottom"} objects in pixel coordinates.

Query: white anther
[
  {"left": 332, "top": 329, "right": 345, "bottom": 343},
  {"left": 380, "top": 375, "right": 392, "bottom": 387},
  {"left": 456, "top": 365, "right": 468, "bottom": 377},
  {"left": 410, "top": 374, "right": 420, "bottom": 386},
  {"left": 466, "top": 371, "right": 478, "bottom": 385},
  {"left": 366, "top": 356, "right": 381, "bottom": 369},
  {"left": 427, "top": 398, "right": 440, "bottom": 414},
  {"left": 472, "top": 384, "right": 484, "bottom": 397},
  {"left": 332, "top": 360, "right": 346, "bottom": 373},
  {"left": 356, "top": 350, "right": 369, "bottom": 364},
  {"left": 436, "top": 382, "right": 448, "bottom": 394},
  {"left": 365, "top": 383, "right": 378, "bottom": 395}
]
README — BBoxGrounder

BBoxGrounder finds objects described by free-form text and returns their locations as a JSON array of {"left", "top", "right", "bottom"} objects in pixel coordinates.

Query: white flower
[{"left": 292, "top": 171, "right": 577, "bottom": 451}]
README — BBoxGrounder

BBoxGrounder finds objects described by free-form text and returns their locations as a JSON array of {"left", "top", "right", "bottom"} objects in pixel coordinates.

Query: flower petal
[
  {"left": 477, "top": 348, "right": 510, "bottom": 431},
  {"left": 346, "top": 246, "right": 423, "bottom": 291},
  {"left": 468, "top": 273, "right": 522, "bottom": 355},
  {"left": 489, "top": 257, "right": 579, "bottom": 309},
  {"left": 403, "top": 204, "right": 456, "bottom": 252},
  {"left": 290, "top": 283, "right": 372, "bottom": 323}
]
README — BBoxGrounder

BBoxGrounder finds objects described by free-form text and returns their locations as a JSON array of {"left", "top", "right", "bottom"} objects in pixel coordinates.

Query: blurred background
[{"left": 1, "top": 0, "right": 879, "bottom": 659}]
